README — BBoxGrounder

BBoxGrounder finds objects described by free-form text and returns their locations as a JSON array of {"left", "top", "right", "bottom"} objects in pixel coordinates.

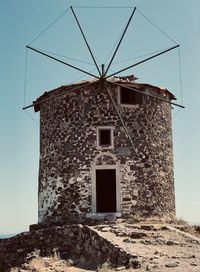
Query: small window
[
  {"left": 119, "top": 86, "right": 142, "bottom": 106},
  {"left": 97, "top": 127, "right": 114, "bottom": 148}
]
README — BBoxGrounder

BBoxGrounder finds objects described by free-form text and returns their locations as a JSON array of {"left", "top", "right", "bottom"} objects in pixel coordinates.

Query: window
[
  {"left": 97, "top": 127, "right": 114, "bottom": 148},
  {"left": 99, "top": 129, "right": 111, "bottom": 145},
  {"left": 119, "top": 86, "right": 142, "bottom": 106}
]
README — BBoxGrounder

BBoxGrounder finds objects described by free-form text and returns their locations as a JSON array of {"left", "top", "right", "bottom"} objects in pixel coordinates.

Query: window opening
[
  {"left": 100, "top": 129, "right": 111, "bottom": 146},
  {"left": 97, "top": 127, "right": 114, "bottom": 148},
  {"left": 120, "top": 86, "right": 142, "bottom": 105}
]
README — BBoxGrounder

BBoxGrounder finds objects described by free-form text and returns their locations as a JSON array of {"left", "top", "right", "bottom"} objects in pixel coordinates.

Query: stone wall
[
  {"left": 36, "top": 80, "right": 175, "bottom": 223},
  {"left": 0, "top": 224, "right": 140, "bottom": 271}
]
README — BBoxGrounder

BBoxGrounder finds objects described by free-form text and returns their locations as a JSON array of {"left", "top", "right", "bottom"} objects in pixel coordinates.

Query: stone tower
[{"left": 34, "top": 76, "right": 176, "bottom": 224}]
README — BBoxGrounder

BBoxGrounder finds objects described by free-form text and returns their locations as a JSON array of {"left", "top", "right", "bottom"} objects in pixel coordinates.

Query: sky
[{"left": 0, "top": 0, "right": 200, "bottom": 234}]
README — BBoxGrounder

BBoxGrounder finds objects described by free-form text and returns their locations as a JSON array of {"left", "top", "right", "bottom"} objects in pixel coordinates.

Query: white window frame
[
  {"left": 96, "top": 126, "right": 114, "bottom": 149},
  {"left": 118, "top": 86, "right": 139, "bottom": 108}
]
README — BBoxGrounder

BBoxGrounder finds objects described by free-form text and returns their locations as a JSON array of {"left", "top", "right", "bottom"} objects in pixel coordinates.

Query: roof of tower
[{"left": 33, "top": 75, "right": 176, "bottom": 112}]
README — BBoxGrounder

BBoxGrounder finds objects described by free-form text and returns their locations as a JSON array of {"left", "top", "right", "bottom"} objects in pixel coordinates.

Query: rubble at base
[{"left": 1, "top": 222, "right": 200, "bottom": 272}]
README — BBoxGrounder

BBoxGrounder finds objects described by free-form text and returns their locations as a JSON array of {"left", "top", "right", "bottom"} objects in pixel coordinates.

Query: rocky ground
[
  {"left": 91, "top": 223, "right": 200, "bottom": 271},
  {"left": 9, "top": 223, "right": 200, "bottom": 272}
]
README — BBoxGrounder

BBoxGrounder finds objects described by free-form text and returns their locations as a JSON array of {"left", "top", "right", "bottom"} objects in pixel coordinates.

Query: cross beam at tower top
[
  {"left": 26, "top": 46, "right": 100, "bottom": 79},
  {"left": 23, "top": 6, "right": 185, "bottom": 110},
  {"left": 70, "top": 6, "right": 102, "bottom": 77},
  {"left": 106, "top": 45, "right": 180, "bottom": 79},
  {"left": 104, "top": 7, "right": 137, "bottom": 76}
]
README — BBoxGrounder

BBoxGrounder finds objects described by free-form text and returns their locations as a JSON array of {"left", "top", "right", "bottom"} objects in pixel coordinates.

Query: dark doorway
[{"left": 96, "top": 169, "right": 116, "bottom": 212}]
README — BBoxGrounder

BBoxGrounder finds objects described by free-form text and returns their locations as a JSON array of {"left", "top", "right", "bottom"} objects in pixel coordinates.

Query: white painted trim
[
  {"left": 86, "top": 212, "right": 121, "bottom": 219},
  {"left": 96, "top": 126, "right": 114, "bottom": 149},
  {"left": 91, "top": 161, "right": 121, "bottom": 213},
  {"left": 117, "top": 86, "right": 139, "bottom": 109},
  {"left": 93, "top": 151, "right": 118, "bottom": 165}
]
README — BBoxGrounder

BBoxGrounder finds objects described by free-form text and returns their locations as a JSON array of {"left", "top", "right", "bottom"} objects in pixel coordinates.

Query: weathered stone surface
[
  {"left": 140, "top": 225, "right": 155, "bottom": 231},
  {"left": 130, "top": 231, "right": 147, "bottom": 239},
  {"left": 190, "top": 262, "right": 197, "bottom": 266},
  {"left": 167, "top": 240, "right": 176, "bottom": 245},
  {"left": 116, "top": 266, "right": 126, "bottom": 271},
  {"left": 34, "top": 79, "right": 176, "bottom": 223},
  {"left": 3, "top": 223, "right": 200, "bottom": 271},
  {"left": 0, "top": 224, "right": 140, "bottom": 271},
  {"left": 101, "top": 227, "right": 112, "bottom": 232},
  {"left": 165, "top": 262, "right": 179, "bottom": 267}
]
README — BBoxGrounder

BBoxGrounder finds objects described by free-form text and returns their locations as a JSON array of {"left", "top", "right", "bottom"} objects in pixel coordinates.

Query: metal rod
[
  {"left": 23, "top": 80, "right": 99, "bottom": 110},
  {"left": 26, "top": 46, "right": 100, "bottom": 79},
  {"left": 101, "top": 64, "right": 105, "bottom": 76},
  {"left": 23, "top": 104, "right": 34, "bottom": 110},
  {"left": 70, "top": 6, "right": 101, "bottom": 76},
  {"left": 108, "top": 80, "right": 185, "bottom": 108},
  {"left": 104, "top": 7, "right": 137, "bottom": 76},
  {"left": 104, "top": 81, "right": 139, "bottom": 155},
  {"left": 106, "top": 45, "right": 180, "bottom": 79}
]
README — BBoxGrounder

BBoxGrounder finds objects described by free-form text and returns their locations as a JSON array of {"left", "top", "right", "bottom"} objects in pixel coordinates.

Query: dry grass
[
  {"left": 9, "top": 247, "right": 97, "bottom": 272},
  {"left": 9, "top": 248, "right": 73, "bottom": 272},
  {"left": 10, "top": 268, "right": 19, "bottom": 272},
  {"left": 29, "top": 257, "right": 46, "bottom": 270},
  {"left": 174, "top": 224, "right": 200, "bottom": 238},
  {"left": 97, "top": 261, "right": 112, "bottom": 272},
  {"left": 52, "top": 247, "right": 61, "bottom": 261},
  {"left": 174, "top": 217, "right": 189, "bottom": 225},
  {"left": 10, "top": 256, "right": 96, "bottom": 272}
]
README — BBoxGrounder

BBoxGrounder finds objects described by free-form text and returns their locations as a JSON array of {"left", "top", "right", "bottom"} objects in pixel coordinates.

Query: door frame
[{"left": 91, "top": 163, "right": 121, "bottom": 213}]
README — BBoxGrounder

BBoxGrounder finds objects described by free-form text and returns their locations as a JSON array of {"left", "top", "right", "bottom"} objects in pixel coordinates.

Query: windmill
[{"left": 23, "top": 6, "right": 184, "bottom": 223}]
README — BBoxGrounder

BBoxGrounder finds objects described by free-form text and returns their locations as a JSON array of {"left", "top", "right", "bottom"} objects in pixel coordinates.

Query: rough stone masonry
[{"left": 34, "top": 76, "right": 176, "bottom": 224}]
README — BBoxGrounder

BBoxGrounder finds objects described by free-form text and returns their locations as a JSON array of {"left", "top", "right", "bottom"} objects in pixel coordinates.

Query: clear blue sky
[{"left": 0, "top": 0, "right": 200, "bottom": 234}]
